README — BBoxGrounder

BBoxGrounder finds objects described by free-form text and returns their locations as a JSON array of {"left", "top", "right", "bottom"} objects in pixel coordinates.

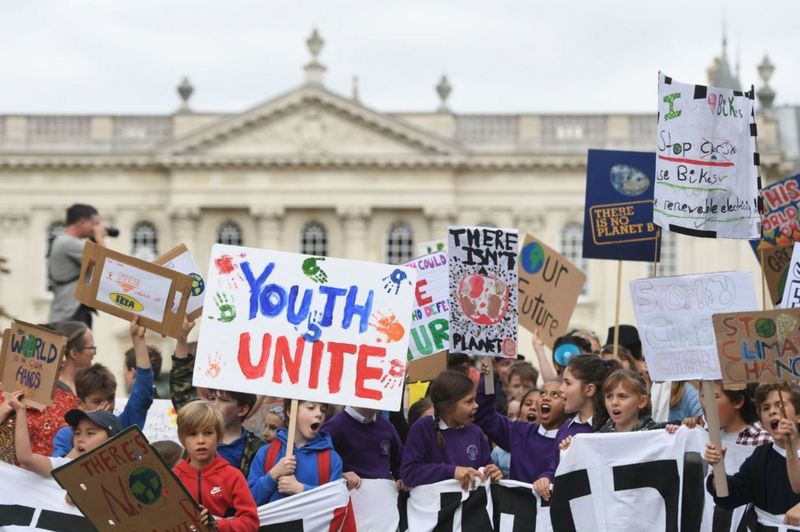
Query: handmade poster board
[
  {"left": 713, "top": 307, "right": 800, "bottom": 389},
  {"left": 518, "top": 234, "right": 585, "bottom": 348},
  {"left": 756, "top": 173, "right": 800, "bottom": 250},
  {"left": 52, "top": 426, "right": 205, "bottom": 532},
  {"left": 761, "top": 244, "right": 793, "bottom": 306},
  {"left": 583, "top": 149, "right": 661, "bottom": 262},
  {"left": 654, "top": 72, "right": 760, "bottom": 239},
  {"left": 404, "top": 251, "right": 449, "bottom": 360},
  {"left": 193, "top": 244, "right": 416, "bottom": 411},
  {"left": 0, "top": 321, "right": 66, "bottom": 410},
  {"left": 780, "top": 243, "right": 800, "bottom": 309},
  {"left": 75, "top": 241, "right": 193, "bottom": 339},
  {"left": 154, "top": 244, "right": 206, "bottom": 321},
  {"left": 630, "top": 271, "right": 757, "bottom": 381},
  {"left": 406, "top": 350, "right": 448, "bottom": 383},
  {"left": 447, "top": 226, "right": 519, "bottom": 357},
  {"left": 417, "top": 239, "right": 445, "bottom": 257},
  {"left": 114, "top": 398, "right": 179, "bottom": 443}
]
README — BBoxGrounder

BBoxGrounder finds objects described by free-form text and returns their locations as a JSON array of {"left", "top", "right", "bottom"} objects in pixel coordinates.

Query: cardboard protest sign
[
  {"left": 780, "top": 243, "right": 800, "bottom": 309},
  {"left": 404, "top": 251, "right": 449, "bottom": 360},
  {"left": 114, "top": 398, "right": 179, "bottom": 443},
  {"left": 406, "top": 350, "right": 447, "bottom": 383},
  {"left": 518, "top": 234, "right": 586, "bottom": 348},
  {"left": 75, "top": 241, "right": 193, "bottom": 339},
  {"left": 630, "top": 271, "right": 757, "bottom": 381},
  {"left": 448, "top": 226, "right": 519, "bottom": 357},
  {"left": 0, "top": 321, "right": 66, "bottom": 410},
  {"left": 154, "top": 244, "right": 206, "bottom": 321},
  {"left": 583, "top": 149, "right": 661, "bottom": 262},
  {"left": 655, "top": 72, "right": 760, "bottom": 239},
  {"left": 417, "top": 239, "right": 445, "bottom": 257},
  {"left": 52, "top": 426, "right": 204, "bottom": 531},
  {"left": 712, "top": 308, "right": 800, "bottom": 389},
  {"left": 761, "top": 244, "right": 793, "bottom": 306},
  {"left": 193, "top": 244, "right": 416, "bottom": 411}
]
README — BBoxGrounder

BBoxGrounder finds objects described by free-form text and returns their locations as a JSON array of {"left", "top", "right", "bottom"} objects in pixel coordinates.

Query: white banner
[
  {"left": 349, "top": 479, "right": 400, "bottom": 531},
  {"left": 630, "top": 271, "right": 756, "bottom": 381},
  {"left": 780, "top": 242, "right": 800, "bottom": 308},
  {"left": 404, "top": 251, "right": 450, "bottom": 360},
  {"left": 701, "top": 439, "right": 757, "bottom": 532},
  {"left": 257, "top": 479, "right": 352, "bottom": 529},
  {"left": 113, "top": 398, "right": 179, "bottom": 443}
]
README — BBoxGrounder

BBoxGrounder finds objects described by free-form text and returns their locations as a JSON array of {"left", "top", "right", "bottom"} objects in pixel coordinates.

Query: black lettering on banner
[
  {"left": 35, "top": 510, "right": 94, "bottom": 531},
  {"left": 680, "top": 451, "right": 706, "bottom": 532},
  {"left": 711, "top": 506, "right": 733, "bottom": 532},
  {"left": 259, "top": 520, "right": 304, "bottom": 532},
  {"left": 435, "top": 488, "right": 493, "bottom": 532},
  {"left": 490, "top": 484, "right": 536, "bottom": 532},
  {"left": 550, "top": 469, "right": 592, "bottom": 532},
  {"left": 0, "top": 504, "right": 35, "bottom": 527},
  {"left": 613, "top": 459, "right": 680, "bottom": 532}
]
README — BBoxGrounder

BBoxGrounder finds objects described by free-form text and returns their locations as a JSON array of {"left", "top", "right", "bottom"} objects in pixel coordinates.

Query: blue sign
[{"left": 582, "top": 149, "right": 661, "bottom": 262}]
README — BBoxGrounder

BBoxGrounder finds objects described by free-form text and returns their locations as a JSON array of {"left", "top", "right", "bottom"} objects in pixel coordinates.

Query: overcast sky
[{"left": 1, "top": 1, "right": 797, "bottom": 115}]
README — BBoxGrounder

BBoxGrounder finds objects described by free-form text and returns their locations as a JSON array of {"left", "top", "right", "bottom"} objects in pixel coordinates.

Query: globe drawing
[
  {"left": 190, "top": 273, "right": 205, "bottom": 297},
  {"left": 609, "top": 163, "right": 650, "bottom": 196},
  {"left": 521, "top": 241, "right": 545, "bottom": 274},
  {"left": 128, "top": 467, "right": 163, "bottom": 505}
]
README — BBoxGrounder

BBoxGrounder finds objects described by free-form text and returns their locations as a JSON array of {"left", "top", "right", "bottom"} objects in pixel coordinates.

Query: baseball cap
[{"left": 65, "top": 409, "right": 122, "bottom": 437}]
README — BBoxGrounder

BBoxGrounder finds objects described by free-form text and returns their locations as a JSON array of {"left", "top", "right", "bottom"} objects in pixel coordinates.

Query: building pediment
[{"left": 162, "top": 85, "right": 464, "bottom": 158}]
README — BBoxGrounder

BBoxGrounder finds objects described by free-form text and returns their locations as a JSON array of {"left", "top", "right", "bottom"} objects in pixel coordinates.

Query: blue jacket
[
  {"left": 247, "top": 427, "right": 342, "bottom": 505},
  {"left": 52, "top": 367, "right": 154, "bottom": 457}
]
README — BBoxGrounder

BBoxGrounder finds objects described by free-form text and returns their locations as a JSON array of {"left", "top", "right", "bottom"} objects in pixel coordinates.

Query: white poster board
[
  {"left": 96, "top": 258, "right": 172, "bottom": 322},
  {"left": 630, "top": 271, "right": 756, "bottom": 381},
  {"left": 779, "top": 242, "right": 800, "bottom": 308},
  {"left": 155, "top": 244, "right": 206, "bottom": 321},
  {"left": 114, "top": 398, "right": 179, "bottom": 443},
  {"left": 654, "top": 72, "right": 760, "bottom": 239},
  {"left": 194, "top": 244, "right": 416, "bottom": 410},
  {"left": 404, "top": 251, "right": 449, "bottom": 360}
]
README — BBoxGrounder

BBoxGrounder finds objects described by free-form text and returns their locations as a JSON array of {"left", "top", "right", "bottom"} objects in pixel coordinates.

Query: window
[
  {"left": 45, "top": 221, "right": 66, "bottom": 292},
  {"left": 560, "top": 222, "right": 589, "bottom": 297},
  {"left": 216, "top": 221, "right": 243, "bottom": 246},
  {"left": 386, "top": 223, "right": 414, "bottom": 265},
  {"left": 131, "top": 222, "right": 158, "bottom": 261},
  {"left": 300, "top": 221, "right": 328, "bottom": 256},
  {"left": 658, "top": 230, "right": 678, "bottom": 277}
]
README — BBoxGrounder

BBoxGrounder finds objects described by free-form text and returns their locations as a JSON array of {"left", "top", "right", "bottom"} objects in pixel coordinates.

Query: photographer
[{"left": 48, "top": 204, "right": 115, "bottom": 327}]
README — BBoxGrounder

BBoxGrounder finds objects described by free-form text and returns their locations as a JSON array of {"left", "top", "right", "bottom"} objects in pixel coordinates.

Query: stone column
[
  {"left": 251, "top": 206, "right": 285, "bottom": 250},
  {"left": 169, "top": 206, "right": 200, "bottom": 251},
  {"left": 0, "top": 211, "right": 33, "bottom": 318},
  {"left": 337, "top": 206, "right": 370, "bottom": 261},
  {"left": 424, "top": 206, "right": 457, "bottom": 242},
  {"left": 512, "top": 209, "right": 546, "bottom": 237}
]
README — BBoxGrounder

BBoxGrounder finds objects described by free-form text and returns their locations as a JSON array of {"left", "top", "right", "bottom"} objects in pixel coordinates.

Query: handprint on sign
[
  {"left": 302, "top": 257, "right": 328, "bottom": 284},
  {"left": 204, "top": 352, "right": 224, "bottom": 379},
  {"left": 214, "top": 254, "right": 245, "bottom": 289},
  {"left": 382, "top": 268, "right": 411, "bottom": 295},
  {"left": 213, "top": 293, "right": 237, "bottom": 323},
  {"left": 302, "top": 310, "right": 323, "bottom": 343},
  {"left": 380, "top": 359, "right": 405, "bottom": 389},
  {"left": 370, "top": 311, "right": 405, "bottom": 343}
]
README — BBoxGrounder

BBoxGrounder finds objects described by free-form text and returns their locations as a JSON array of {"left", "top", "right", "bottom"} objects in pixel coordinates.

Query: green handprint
[
  {"left": 214, "top": 292, "right": 236, "bottom": 323},
  {"left": 302, "top": 257, "right": 328, "bottom": 284}
]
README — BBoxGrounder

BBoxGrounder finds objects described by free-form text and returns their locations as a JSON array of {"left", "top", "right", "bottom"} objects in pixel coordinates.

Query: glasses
[{"left": 77, "top": 345, "right": 98, "bottom": 353}]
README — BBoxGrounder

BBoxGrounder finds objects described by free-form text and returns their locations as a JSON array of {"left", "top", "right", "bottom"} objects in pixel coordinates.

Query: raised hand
[{"left": 214, "top": 292, "right": 236, "bottom": 323}]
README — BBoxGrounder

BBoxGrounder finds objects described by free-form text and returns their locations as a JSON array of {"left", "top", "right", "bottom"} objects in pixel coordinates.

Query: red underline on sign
[{"left": 657, "top": 155, "right": 735, "bottom": 167}]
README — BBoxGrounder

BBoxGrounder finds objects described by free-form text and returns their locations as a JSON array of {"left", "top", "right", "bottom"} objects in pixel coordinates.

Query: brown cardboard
[
  {"left": 518, "top": 234, "right": 586, "bottom": 348},
  {"left": 52, "top": 426, "right": 207, "bottom": 532},
  {"left": 406, "top": 350, "right": 447, "bottom": 383},
  {"left": 0, "top": 321, "right": 67, "bottom": 410},
  {"left": 154, "top": 243, "right": 205, "bottom": 321},
  {"left": 713, "top": 308, "right": 800, "bottom": 389},
  {"left": 761, "top": 244, "right": 794, "bottom": 306},
  {"left": 75, "top": 241, "right": 193, "bottom": 339}
]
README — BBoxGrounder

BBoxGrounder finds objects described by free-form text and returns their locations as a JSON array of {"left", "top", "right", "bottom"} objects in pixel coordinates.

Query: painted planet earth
[
  {"left": 128, "top": 466, "right": 163, "bottom": 505},
  {"left": 521, "top": 242, "right": 545, "bottom": 274},
  {"left": 190, "top": 273, "right": 205, "bottom": 297},
  {"left": 610, "top": 164, "right": 650, "bottom": 197},
  {"left": 755, "top": 318, "right": 776, "bottom": 339}
]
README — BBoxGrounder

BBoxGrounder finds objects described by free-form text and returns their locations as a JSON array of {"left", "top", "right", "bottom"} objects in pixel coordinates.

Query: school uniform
[
  {"left": 597, "top": 415, "right": 667, "bottom": 433},
  {"left": 538, "top": 414, "right": 593, "bottom": 482},
  {"left": 322, "top": 406, "right": 403, "bottom": 480},
  {"left": 475, "top": 376, "right": 560, "bottom": 483},
  {"left": 400, "top": 415, "right": 492, "bottom": 488}
]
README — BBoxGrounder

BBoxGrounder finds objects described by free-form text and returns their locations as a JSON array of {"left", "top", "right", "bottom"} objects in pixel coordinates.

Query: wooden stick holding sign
[
  {"left": 700, "top": 380, "right": 729, "bottom": 497},
  {"left": 613, "top": 260, "right": 622, "bottom": 359},
  {"left": 285, "top": 399, "right": 299, "bottom": 458},
  {"left": 761, "top": 248, "right": 767, "bottom": 311},
  {"left": 485, "top": 364, "right": 495, "bottom": 395},
  {"left": 778, "top": 388, "right": 797, "bottom": 458}
]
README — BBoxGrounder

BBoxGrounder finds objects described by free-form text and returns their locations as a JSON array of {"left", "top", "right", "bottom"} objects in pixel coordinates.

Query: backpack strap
[
  {"left": 264, "top": 440, "right": 283, "bottom": 474},
  {"left": 317, "top": 449, "right": 331, "bottom": 485}
]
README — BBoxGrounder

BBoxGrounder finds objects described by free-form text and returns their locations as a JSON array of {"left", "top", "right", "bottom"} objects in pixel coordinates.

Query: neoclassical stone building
[{"left": 0, "top": 30, "right": 793, "bottom": 385}]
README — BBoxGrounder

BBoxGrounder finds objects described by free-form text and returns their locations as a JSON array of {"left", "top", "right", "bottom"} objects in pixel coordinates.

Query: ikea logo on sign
[{"left": 110, "top": 293, "right": 144, "bottom": 312}]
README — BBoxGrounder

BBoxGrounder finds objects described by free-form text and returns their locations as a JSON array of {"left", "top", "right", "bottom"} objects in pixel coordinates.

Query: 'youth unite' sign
[
  {"left": 194, "top": 245, "right": 416, "bottom": 410},
  {"left": 448, "top": 226, "right": 518, "bottom": 357}
]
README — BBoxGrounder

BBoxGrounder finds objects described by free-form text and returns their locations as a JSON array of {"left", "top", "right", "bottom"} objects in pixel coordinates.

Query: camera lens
[{"left": 106, "top": 226, "right": 120, "bottom": 238}]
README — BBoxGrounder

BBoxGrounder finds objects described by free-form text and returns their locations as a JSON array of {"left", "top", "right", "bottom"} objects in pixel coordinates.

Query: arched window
[
  {"left": 300, "top": 221, "right": 328, "bottom": 256},
  {"left": 560, "top": 222, "right": 589, "bottom": 296},
  {"left": 216, "top": 221, "right": 243, "bottom": 246},
  {"left": 45, "top": 221, "right": 66, "bottom": 292},
  {"left": 131, "top": 221, "right": 158, "bottom": 261},
  {"left": 386, "top": 222, "right": 415, "bottom": 265},
  {"left": 658, "top": 230, "right": 678, "bottom": 277}
]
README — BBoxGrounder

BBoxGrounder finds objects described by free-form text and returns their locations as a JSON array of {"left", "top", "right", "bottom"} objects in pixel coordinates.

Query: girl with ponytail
[{"left": 400, "top": 370, "right": 501, "bottom": 490}]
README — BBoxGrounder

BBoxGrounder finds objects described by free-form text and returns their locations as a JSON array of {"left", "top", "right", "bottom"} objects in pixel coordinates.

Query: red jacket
[{"left": 174, "top": 454, "right": 258, "bottom": 532}]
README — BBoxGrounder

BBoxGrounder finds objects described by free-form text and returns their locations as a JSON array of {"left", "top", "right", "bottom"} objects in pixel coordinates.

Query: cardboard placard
[
  {"left": 154, "top": 244, "right": 206, "bottom": 321},
  {"left": 193, "top": 244, "right": 416, "bottom": 411},
  {"left": 75, "top": 241, "right": 193, "bottom": 339},
  {"left": 406, "top": 350, "right": 448, "bottom": 383},
  {"left": 654, "top": 72, "right": 760, "bottom": 239},
  {"left": 713, "top": 308, "right": 800, "bottom": 389},
  {"left": 583, "top": 149, "right": 661, "bottom": 262},
  {"left": 448, "top": 226, "right": 519, "bottom": 357},
  {"left": 630, "top": 271, "right": 757, "bottom": 381},
  {"left": 52, "top": 426, "right": 206, "bottom": 532},
  {"left": 0, "top": 321, "right": 67, "bottom": 410},
  {"left": 518, "top": 234, "right": 586, "bottom": 348},
  {"left": 404, "top": 252, "right": 449, "bottom": 360},
  {"left": 762, "top": 244, "right": 793, "bottom": 306}
]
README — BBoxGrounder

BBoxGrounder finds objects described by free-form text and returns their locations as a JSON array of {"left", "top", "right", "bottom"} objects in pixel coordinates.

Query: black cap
[
  {"left": 65, "top": 409, "right": 121, "bottom": 437},
  {"left": 605, "top": 325, "right": 642, "bottom": 359}
]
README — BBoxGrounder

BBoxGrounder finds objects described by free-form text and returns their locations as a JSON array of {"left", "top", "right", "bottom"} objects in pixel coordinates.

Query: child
[
  {"left": 518, "top": 389, "right": 539, "bottom": 423},
  {"left": 52, "top": 317, "right": 154, "bottom": 457},
  {"left": 477, "top": 367, "right": 567, "bottom": 483},
  {"left": 598, "top": 369, "right": 665, "bottom": 433},
  {"left": 263, "top": 404, "right": 286, "bottom": 443},
  {"left": 407, "top": 398, "right": 433, "bottom": 427},
  {"left": 9, "top": 390, "right": 121, "bottom": 477},
  {"left": 534, "top": 355, "right": 619, "bottom": 500},
  {"left": 400, "top": 370, "right": 501, "bottom": 490},
  {"left": 506, "top": 398, "right": 521, "bottom": 421},
  {"left": 322, "top": 404, "right": 404, "bottom": 491},
  {"left": 173, "top": 401, "right": 258, "bottom": 531},
  {"left": 683, "top": 382, "right": 771, "bottom": 446},
  {"left": 170, "top": 319, "right": 265, "bottom": 476},
  {"left": 704, "top": 383, "right": 800, "bottom": 525},
  {"left": 505, "top": 362, "right": 539, "bottom": 401},
  {"left": 247, "top": 399, "right": 343, "bottom": 505},
  {"left": 123, "top": 343, "right": 162, "bottom": 397}
]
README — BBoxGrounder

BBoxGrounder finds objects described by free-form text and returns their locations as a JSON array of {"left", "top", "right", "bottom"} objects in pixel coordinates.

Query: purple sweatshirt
[
  {"left": 400, "top": 415, "right": 492, "bottom": 488},
  {"left": 322, "top": 408, "right": 403, "bottom": 480},
  {"left": 538, "top": 414, "right": 593, "bottom": 481},
  {"left": 475, "top": 376, "right": 559, "bottom": 483}
]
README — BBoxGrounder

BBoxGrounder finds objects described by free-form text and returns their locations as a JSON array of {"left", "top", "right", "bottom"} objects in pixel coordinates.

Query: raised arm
[
  {"left": 9, "top": 392, "right": 54, "bottom": 478},
  {"left": 170, "top": 319, "right": 198, "bottom": 411}
]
